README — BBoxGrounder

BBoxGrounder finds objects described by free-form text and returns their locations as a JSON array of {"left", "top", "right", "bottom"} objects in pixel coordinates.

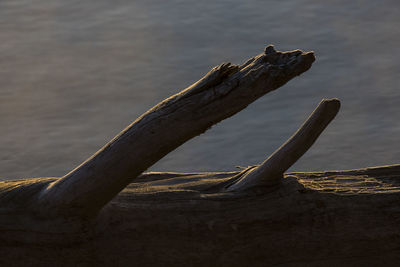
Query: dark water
[{"left": 1, "top": 0, "right": 400, "bottom": 180}]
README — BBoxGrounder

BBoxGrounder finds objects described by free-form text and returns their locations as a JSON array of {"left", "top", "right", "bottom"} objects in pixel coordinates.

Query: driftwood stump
[{"left": 1, "top": 46, "right": 399, "bottom": 266}]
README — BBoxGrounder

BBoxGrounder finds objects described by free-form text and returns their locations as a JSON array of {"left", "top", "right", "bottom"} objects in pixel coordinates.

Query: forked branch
[{"left": 26, "top": 46, "right": 315, "bottom": 216}]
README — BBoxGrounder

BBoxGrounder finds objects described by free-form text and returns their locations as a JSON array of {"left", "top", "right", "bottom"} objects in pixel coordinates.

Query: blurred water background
[{"left": 1, "top": 0, "right": 400, "bottom": 180}]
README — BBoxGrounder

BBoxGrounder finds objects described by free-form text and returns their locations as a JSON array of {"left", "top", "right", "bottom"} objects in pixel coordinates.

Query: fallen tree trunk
[
  {"left": 1, "top": 46, "right": 399, "bottom": 266},
  {"left": 1, "top": 165, "right": 400, "bottom": 266}
]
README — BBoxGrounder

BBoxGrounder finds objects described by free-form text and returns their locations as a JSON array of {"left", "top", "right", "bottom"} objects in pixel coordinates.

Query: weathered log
[
  {"left": 1, "top": 165, "right": 400, "bottom": 266},
  {"left": 1, "top": 46, "right": 399, "bottom": 266}
]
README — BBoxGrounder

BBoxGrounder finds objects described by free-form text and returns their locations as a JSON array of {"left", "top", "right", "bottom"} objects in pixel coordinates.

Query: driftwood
[{"left": 1, "top": 46, "right": 400, "bottom": 266}]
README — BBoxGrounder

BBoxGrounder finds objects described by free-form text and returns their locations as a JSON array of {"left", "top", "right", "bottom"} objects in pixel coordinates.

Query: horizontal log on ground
[{"left": 1, "top": 164, "right": 400, "bottom": 266}]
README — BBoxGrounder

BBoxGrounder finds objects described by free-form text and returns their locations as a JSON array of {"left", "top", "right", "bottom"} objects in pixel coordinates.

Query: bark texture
[{"left": 1, "top": 165, "right": 400, "bottom": 266}]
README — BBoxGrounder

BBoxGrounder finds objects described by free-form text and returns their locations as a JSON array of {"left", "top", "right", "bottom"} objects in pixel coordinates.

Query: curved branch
[
  {"left": 34, "top": 45, "right": 315, "bottom": 216},
  {"left": 227, "top": 98, "right": 340, "bottom": 191}
]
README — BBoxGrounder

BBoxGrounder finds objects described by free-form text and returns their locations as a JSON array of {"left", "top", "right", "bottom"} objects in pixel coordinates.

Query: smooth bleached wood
[{"left": 227, "top": 98, "right": 340, "bottom": 191}]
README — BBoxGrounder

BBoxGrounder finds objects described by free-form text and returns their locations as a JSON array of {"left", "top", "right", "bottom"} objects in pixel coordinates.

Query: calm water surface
[{"left": 1, "top": 0, "right": 400, "bottom": 180}]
